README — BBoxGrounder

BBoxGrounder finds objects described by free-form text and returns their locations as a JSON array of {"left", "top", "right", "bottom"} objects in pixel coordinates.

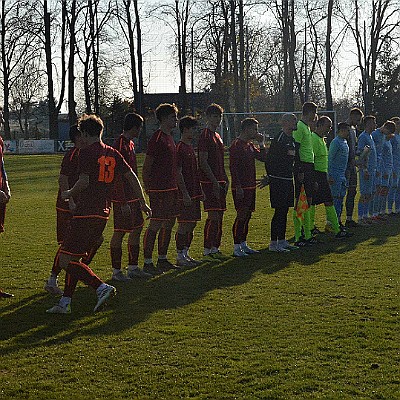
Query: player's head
[
  {"left": 69, "top": 124, "right": 85, "bottom": 149},
  {"left": 302, "top": 102, "right": 318, "bottom": 121},
  {"left": 241, "top": 117, "right": 259, "bottom": 139},
  {"left": 155, "top": 103, "right": 178, "bottom": 131},
  {"left": 205, "top": 103, "right": 223, "bottom": 128},
  {"left": 337, "top": 122, "right": 350, "bottom": 138},
  {"left": 124, "top": 112, "right": 143, "bottom": 137},
  {"left": 78, "top": 114, "right": 104, "bottom": 138},
  {"left": 381, "top": 120, "right": 396, "bottom": 136},
  {"left": 349, "top": 107, "right": 364, "bottom": 126},
  {"left": 179, "top": 115, "right": 198, "bottom": 140},
  {"left": 363, "top": 115, "right": 376, "bottom": 133},
  {"left": 390, "top": 116, "right": 400, "bottom": 133},
  {"left": 315, "top": 115, "right": 332, "bottom": 137},
  {"left": 155, "top": 103, "right": 178, "bottom": 122},
  {"left": 281, "top": 113, "right": 297, "bottom": 135}
]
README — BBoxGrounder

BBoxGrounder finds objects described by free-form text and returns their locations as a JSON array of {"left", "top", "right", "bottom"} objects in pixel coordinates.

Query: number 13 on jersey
[{"left": 98, "top": 156, "right": 116, "bottom": 183}]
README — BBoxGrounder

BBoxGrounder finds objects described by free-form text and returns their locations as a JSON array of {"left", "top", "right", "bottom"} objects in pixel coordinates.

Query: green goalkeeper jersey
[
  {"left": 311, "top": 132, "right": 328, "bottom": 172},
  {"left": 292, "top": 120, "right": 314, "bottom": 163}
]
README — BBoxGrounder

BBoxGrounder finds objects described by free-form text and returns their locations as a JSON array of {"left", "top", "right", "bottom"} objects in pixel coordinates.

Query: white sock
[
  {"left": 158, "top": 255, "right": 167, "bottom": 260},
  {"left": 211, "top": 247, "right": 219, "bottom": 253},
  {"left": 127, "top": 265, "right": 138, "bottom": 271},
  {"left": 204, "top": 248, "right": 211, "bottom": 255},
  {"left": 113, "top": 268, "right": 122, "bottom": 275},
  {"left": 177, "top": 250, "right": 185, "bottom": 260},
  {"left": 144, "top": 258, "right": 153, "bottom": 264},
  {"left": 234, "top": 243, "right": 242, "bottom": 251}
]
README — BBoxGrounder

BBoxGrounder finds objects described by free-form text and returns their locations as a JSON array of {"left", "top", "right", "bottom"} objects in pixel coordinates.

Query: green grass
[{"left": 1, "top": 154, "right": 399, "bottom": 399}]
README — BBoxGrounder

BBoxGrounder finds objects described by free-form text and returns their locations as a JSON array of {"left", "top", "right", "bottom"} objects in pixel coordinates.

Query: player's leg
[
  {"left": 176, "top": 221, "right": 193, "bottom": 266},
  {"left": 143, "top": 219, "right": 163, "bottom": 275},
  {"left": 82, "top": 235, "right": 104, "bottom": 265},
  {"left": 110, "top": 230, "right": 130, "bottom": 281},
  {"left": 127, "top": 225, "right": 150, "bottom": 278},
  {"left": 345, "top": 170, "right": 357, "bottom": 226},
  {"left": 232, "top": 208, "right": 250, "bottom": 257},
  {"left": 157, "top": 217, "right": 179, "bottom": 271}
]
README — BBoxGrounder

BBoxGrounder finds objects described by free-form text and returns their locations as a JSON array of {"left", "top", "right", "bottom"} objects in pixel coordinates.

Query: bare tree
[
  {"left": 341, "top": 0, "right": 400, "bottom": 113},
  {"left": 43, "top": 0, "right": 67, "bottom": 139},
  {"left": 0, "top": 0, "right": 41, "bottom": 139}
]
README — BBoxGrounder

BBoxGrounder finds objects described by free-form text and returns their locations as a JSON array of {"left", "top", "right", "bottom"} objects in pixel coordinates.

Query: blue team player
[
  {"left": 356, "top": 115, "right": 377, "bottom": 225},
  {"left": 372, "top": 121, "right": 396, "bottom": 219},
  {"left": 328, "top": 122, "right": 350, "bottom": 225},
  {"left": 379, "top": 121, "right": 395, "bottom": 217},
  {"left": 388, "top": 116, "right": 400, "bottom": 214}
]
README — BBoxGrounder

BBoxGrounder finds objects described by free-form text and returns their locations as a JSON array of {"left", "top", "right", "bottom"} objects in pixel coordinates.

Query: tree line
[{"left": 1, "top": 0, "right": 399, "bottom": 140}]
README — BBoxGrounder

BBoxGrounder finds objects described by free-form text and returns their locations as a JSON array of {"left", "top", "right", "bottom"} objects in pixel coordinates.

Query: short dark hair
[
  {"left": 241, "top": 117, "right": 258, "bottom": 131},
  {"left": 179, "top": 115, "right": 198, "bottom": 133},
  {"left": 78, "top": 114, "right": 104, "bottom": 137},
  {"left": 350, "top": 107, "right": 364, "bottom": 118},
  {"left": 69, "top": 124, "right": 80, "bottom": 143},
  {"left": 363, "top": 115, "right": 376, "bottom": 125},
  {"left": 316, "top": 115, "right": 332, "bottom": 128},
  {"left": 302, "top": 101, "right": 318, "bottom": 116},
  {"left": 206, "top": 103, "right": 224, "bottom": 116},
  {"left": 337, "top": 122, "right": 350, "bottom": 131},
  {"left": 155, "top": 103, "right": 178, "bottom": 122},
  {"left": 124, "top": 112, "right": 143, "bottom": 131},
  {"left": 383, "top": 120, "right": 396, "bottom": 134}
]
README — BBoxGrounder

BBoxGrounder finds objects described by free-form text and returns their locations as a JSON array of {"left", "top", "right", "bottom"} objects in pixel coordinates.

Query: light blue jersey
[
  {"left": 372, "top": 128, "right": 385, "bottom": 173},
  {"left": 328, "top": 136, "right": 349, "bottom": 177},
  {"left": 381, "top": 139, "right": 393, "bottom": 187},
  {"left": 357, "top": 131, "right": 377, "bottom": 173},
  {"left": 390, "top": 133, "right": 400, "bottom": 174}
]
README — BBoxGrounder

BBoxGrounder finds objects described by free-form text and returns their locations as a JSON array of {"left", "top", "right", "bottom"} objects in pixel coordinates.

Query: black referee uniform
[{"left": 265, "top": 131, "right": 296, "bottom": 241}]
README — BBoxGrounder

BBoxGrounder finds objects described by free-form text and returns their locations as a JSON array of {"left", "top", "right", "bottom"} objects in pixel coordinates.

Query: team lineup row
[{"left": 1, "top": 103, "right": 399, "bottom": 310}]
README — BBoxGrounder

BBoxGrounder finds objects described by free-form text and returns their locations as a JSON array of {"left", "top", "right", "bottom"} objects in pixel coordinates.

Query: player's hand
[
  {"left": 0, "top": 190, "right": 9, "bottom": 204},
  {"left": 364, "top": 170, "right": 370, "bottom": 180},
  {"left": 140, "top": 202, "right": 152, "bottom": 219},
  {"left": 212, "top": 181, "right": 221, "bottom": 199},
  {"left": 328, "top": 176, "right": 334, "bottom": 185},
  {"left": 183, "top": 192, "right": 192, "bottom": 207},
  {"left": 61, "top": 189, "right": 72, "bottom": 200},
  {"left": 257, "top": 176, "right": 269, "bottom": 189},
  {"left": 236, "top": 187, "right": 244, "bottom": 200}
]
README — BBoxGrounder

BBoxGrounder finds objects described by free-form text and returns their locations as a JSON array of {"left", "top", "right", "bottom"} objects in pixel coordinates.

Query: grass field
[{"left": 1, "top": 154, "right": 399, "bottom": 399}]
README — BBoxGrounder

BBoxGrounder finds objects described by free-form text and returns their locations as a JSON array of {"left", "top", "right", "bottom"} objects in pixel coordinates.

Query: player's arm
[
  {"left": 0, "top": 159, "right": 10, "bottom": 203},
  {"left": 124, "top": 169, "right": 151, "bottom": 217},
  {"left": 177, "top": 166, "right": 191, "bottom": 206},
  {"left": 61, "top": 173, "right": 89, "bottom": 200},
  {"left": 199, "top": 150, "right": 221, "bottom": 198},
  {"left": 142, "top": 154, "right": 153, "bottom": 193},
  {"left": 229, "top": 148, "right": 243, "bottom": 198}
]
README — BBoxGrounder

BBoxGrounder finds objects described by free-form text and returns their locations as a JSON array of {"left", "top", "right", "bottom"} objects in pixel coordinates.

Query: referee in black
[{"left": 264, "top": 113, "right": 298, "bottom": 252}]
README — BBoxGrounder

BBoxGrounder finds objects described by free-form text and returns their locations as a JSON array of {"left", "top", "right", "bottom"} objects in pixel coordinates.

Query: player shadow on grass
[{"left": 1, "top": 218, "right": 399, "bottom": 353}]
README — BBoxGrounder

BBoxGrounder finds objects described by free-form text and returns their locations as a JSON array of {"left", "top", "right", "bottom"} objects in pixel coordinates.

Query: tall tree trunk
[
  {"left": 1, "top": 2, "right": 11, "bottom": 139},
  {"left": 325, "top": 0, "right": 333, "bottom": 110},
  {"left": 68, "top": 0, "right": 78, "bottom": 124},
  {"left": 238, "top": 0, "right": 245, "bottom": 112},
  {"left": 125, "top": 0, "right": 138, "bottom": 109},
  {"left": 44, "top": 0, "right": 58, "bottom": 139},
  {"left": 230, "top": 0, "right": 239, "bottom": 112}
]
